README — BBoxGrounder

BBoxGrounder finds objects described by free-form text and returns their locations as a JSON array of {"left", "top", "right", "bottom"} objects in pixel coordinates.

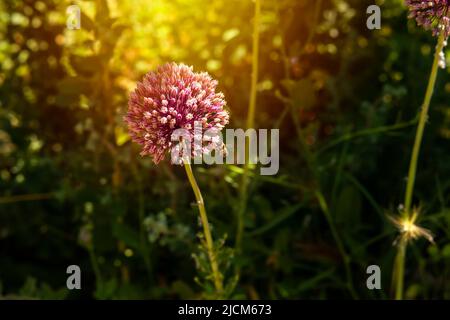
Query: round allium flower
[
  {"left": 125, "top": 63, "right": 229, "bottom": 164},
  {"left": 406, "top": 0, "right": 450, "bottom": 38}
]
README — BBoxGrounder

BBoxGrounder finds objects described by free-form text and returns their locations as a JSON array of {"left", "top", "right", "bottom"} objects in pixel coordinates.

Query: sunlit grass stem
[
  {"left": 393, "top": 237, "right": 407, "bottom": 300},
  {"left": 393, "top": 32, "right": 446, "bottom": 300},
  {"left": 403, "top": 33, "right": 446, "bottom": 217},
  {"left": 184, "top": 161, "right": 223, "bottom": 294},
  {"left": 236, "top": 0, "right": 261, "bottom": 251}
]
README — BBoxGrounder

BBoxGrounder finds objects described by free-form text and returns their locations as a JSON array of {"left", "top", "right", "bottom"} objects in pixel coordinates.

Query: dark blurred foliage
[{"left": 0, "top": 0, "right": 449, "bottom": 299}]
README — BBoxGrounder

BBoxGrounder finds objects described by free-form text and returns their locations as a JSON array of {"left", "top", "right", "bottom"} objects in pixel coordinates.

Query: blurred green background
[{"left": 0, "top": 0, "right": 449, "bottom": 299}]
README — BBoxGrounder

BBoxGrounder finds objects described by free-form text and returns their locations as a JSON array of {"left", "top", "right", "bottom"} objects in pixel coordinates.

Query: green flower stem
[
  {"left": 393, "top": 32, "right": 446, "bottom": 300},
  {"left": 236, "top": 0, "right": 261, "bottom": 251},
  {"left": 394, "top": 237, "right": 407, "bottom": 300},
  {"left": 184, "top": 161, "right": 223, "bottom": 294},
  {"left": 404, "top": 33, "right": 446, "bottom": 216}
]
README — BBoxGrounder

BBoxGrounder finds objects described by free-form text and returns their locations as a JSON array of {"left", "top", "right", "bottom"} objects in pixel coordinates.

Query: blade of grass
[{"left": 247, "top": 203, "right": 304, "bottom": 237}]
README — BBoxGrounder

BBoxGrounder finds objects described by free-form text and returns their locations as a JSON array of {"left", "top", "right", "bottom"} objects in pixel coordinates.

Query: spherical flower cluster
[
  {"left": 405, "top": 0, "right": 450, "bottom": 38},
  {"left": 125, "top": 63, "right": 229, "bottom": 164}
]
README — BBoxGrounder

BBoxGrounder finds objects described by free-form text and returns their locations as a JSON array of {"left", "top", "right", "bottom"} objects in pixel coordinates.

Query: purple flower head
[
  {"left": 406, "top": 0, "right": 450, "bottom": 38},
  {"left": 125, "top": 63, "right": 229, "bottom": 164}
]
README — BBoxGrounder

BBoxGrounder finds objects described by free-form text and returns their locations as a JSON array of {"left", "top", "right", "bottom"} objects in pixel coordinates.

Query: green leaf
[
  {"left": 95, "top": 278, "right": 117, "bottom": 299},
  {"left": 95, "top": 0, "right": 111, "bottom": 24},
  {"left": 80, "top": 11, "right": 96, "bottom": 32},
  {"left": 112, "top": 223, "right": 142, "bottom": 253},
  {"left": 281, "top": 78, "right": 316, "bottom": 109},
  {"left": 248, "top": 203, "right": 303, "bottom": 237},
  {"left": 335, "top": 185, "right": 362, "bottom": 229},
  {"left": 69, "top": 55, "right": 102, "bottom": 76},
  {"left": 57, "top": 77, "right": 93, "bottom": 95},
  {"left": 112, "top": 23, "right": 129, "bottom": 38},
  {"left": 297, "top": 268, "right": 335, "bottom": 293},
  {"left": 171, "top": 281, "right": 195, "bottom": 299},
  {"left": 442, "top": 244, "right": 450, "bottom": 258}
]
